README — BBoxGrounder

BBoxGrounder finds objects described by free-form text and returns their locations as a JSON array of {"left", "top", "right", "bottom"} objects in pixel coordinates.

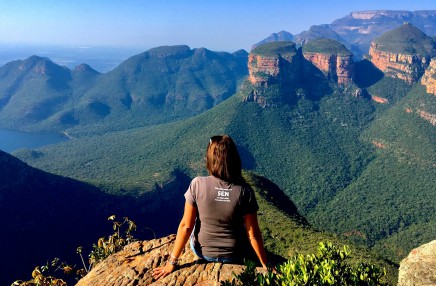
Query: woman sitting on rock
[{"left": 153, "top": 135, "right": 268, "bottom": 280}]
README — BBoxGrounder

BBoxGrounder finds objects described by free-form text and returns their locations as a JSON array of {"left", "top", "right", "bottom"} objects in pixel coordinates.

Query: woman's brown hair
[{"left": 206, "top": 135, "right": 242, "bottom": 183}]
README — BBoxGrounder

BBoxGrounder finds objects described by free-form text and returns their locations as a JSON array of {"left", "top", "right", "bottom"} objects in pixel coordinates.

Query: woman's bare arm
[
  {"left": 244, "top": 212, "right": 268, "bottom": 268},
  {"left": 152, "top": 202, "right": 197, "bottom": 280}
]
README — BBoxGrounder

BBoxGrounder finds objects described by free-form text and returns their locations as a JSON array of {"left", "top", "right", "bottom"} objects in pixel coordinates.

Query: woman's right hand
[{"left": 152, "top": 263, "right": 175, "bottom": 280}]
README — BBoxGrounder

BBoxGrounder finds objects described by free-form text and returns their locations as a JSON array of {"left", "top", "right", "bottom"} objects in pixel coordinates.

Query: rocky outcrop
[
  {"left": 302, "top": 38, "right": 354, "bottom": 85},
  {"left": 76, "top": 235, "right": 264, "bottom": 286},
  {"left": 303, "top": 53, "right": 353, "bottom": 85},
  {"left": 245, "top": 41, "right": 300, "bottom": 107},
  {"left": 371, "top": 95, "right": 389, "bottom": 104},
  {"left": 248, "top": 42, "right": 300, "bottom": 86},
  {"left": 418, "top": 109, "right": 436, "bottom": 126},
  {"left": 368, "top": 23, "right": 436, "bottom": 84},
  {"left": 244, "top": 40, "right": 357, "bottom": 107},
  {"left": 369, "top": 44, "right": 431, "bottom": 84},
  {"left": 398, "top": 240, "right": 436, "bottom": 286},
  {"left": 421, "top": 58, "right": 436, "bottom": 95}
]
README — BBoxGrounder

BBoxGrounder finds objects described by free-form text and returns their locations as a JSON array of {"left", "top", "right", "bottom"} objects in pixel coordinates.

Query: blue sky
[{"left": 0, "top": 0, "right": 434, "bottom": 52}]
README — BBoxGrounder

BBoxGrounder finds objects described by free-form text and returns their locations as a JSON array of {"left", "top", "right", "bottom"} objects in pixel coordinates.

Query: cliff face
[
  {"left": 302, "top": 52, "right": 354, "bottom": 85},
  {"left": 302, "top": 38, "right": 354, "bottom": 85},
  {"left": 245, "top": 41, "right": 300, "bottom": 107},
  {"left": 247, "top": 46, "right": 300, "bottom": 87},
  {"left": 368, "top": 23, "right": 436, "bottom": 84},
  {"left": 421, "top": 58, "right": 436, "bottom": 95},
  {"left": 369, "top": 43, "right": 431, "bottom": 84},
  {"left": 76, "top": 235, "right": 264, "bottom": 286},
  {"left": 245, "top": 40, "right": 355, "bottom": 107}
]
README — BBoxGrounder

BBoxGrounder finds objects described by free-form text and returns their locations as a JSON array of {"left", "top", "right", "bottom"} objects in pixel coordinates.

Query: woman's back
[{"left": 185, "top": 176, "right": 258, "bottom": 258}]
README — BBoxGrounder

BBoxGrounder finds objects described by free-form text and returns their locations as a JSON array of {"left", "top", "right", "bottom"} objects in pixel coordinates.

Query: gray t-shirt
[{"left": 184, "top": 176, "right": 259, "bottom": 258}]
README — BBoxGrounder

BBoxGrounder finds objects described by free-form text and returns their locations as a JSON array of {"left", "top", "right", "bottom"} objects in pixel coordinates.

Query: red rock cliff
[
  {"left": 245, "top": 42, "right": 300, "bottom": 107},
  {"left": 248, "top": 50, "right": 300, "bottom": 86},
  {"left": 368, "top": 23, "right": 436, "bottom": 84},
  {"left": 369, "top": 42, "right": 431, "bottom": 84},
  {"left": 421, "top": 58, "right": 436, "bottom": 95},
  {"left": 302, "top": 52, "right": 354, "bottom": 85}
]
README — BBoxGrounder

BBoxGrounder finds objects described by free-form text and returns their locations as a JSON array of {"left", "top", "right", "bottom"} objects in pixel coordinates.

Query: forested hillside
[
  {"left": 0, "top": 149, "right": 399, "bottom": 285},
  {"left": 0, "top": 46, "right": 247, "bottom": 136},
  {"left": 3, "top": 16, "right": 436, "bottom": 286}
]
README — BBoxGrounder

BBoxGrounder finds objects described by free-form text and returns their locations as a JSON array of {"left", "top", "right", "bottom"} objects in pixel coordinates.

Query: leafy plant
[
  {"left": 11, "top": 258, "right": 71, "bottom": 286},
  {"left": 87, "top": 215, "right": 137, "bottom": 269},
  {"left": 222, "top": 242, "right": 387, "bottom": 286}
]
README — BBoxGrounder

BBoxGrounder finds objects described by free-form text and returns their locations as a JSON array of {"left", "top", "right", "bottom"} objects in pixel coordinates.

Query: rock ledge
[{"left": 76, "top": 235, "right": 262, "bottom": 286}]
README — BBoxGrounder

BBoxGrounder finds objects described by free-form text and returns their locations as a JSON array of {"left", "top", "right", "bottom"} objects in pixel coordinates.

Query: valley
[{"left": 1, "top": 10, "right": 435, "bottom": 286}]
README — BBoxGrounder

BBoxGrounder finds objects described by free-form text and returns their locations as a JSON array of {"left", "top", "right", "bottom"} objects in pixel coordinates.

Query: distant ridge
[
  {"left": 253, "top": 10, "right": 436, "bottom": 59},
  {"left": 0, "top": 45, "right": 248, "bottom": 136},
  {"left": 251, "top": 30, "right": 294, "bottom": 50}
]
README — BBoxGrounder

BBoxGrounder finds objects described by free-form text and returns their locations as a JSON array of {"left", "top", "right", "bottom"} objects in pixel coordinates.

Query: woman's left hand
[{"left": 152, "top": 263, "right": 175, "bottom": 280}]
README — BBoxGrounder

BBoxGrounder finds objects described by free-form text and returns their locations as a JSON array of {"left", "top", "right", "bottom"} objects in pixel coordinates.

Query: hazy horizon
[{"left": 1, "top": 0, "right": 435, "bottom": 53}]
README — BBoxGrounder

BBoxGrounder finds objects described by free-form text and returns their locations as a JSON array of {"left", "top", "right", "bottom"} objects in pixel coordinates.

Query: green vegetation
[
  {"left": 12, "top": 258, "right": 70, "bottom": 286},
  {"left": 13, "top": 68, "right": 434, "bottom": 271},
  {"left": 245, "top": 172, "right": 397, "bottom": 284},
  {"left": 373, "top": 23, "right": 436, "bottom": 56},
  {"left": 5, "top": 25, "right": 436, "bottom": 285},
  {"left": 302, "top": 38, "right": 352, "bottom": 56},
  {"left": 86, "top": 216, "right": 137, "bottom": 269},
  {"left": 251, "top": 41, "right": 297, "bottom": 57},
  {"left": 0, "top": 46, "right": 247, "bottom": 136},
  {"left": 10, "top": 173, "right": 398, "bottom": 285},
  {"left": 223, "top": 242, "right": 387, "bottom": 286},
  {"left": 311, "top": 84, "right": 436, "bottom": 262}
]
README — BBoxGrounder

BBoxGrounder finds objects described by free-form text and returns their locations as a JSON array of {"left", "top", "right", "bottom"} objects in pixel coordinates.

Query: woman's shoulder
[{"left": 191, "top": 176, "right": 214, "bottom": 186}]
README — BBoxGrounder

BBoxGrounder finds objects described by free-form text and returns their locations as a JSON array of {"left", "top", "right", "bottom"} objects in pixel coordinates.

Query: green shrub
[{"left": 223, "top": 242, "right": 387, "bottom": 286}]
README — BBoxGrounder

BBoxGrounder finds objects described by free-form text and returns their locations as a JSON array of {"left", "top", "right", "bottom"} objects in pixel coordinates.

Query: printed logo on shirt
[{"left": 214, "top": 187, "right": 232, "bottom": 202}]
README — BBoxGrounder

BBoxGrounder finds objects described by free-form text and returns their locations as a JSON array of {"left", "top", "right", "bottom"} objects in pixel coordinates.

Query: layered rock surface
[
  {"left": 248, "top": 41, "right": 300, "bottom": 86},
  {"left": 302, "top": 38, "right": 354, "bottom": 85},
  {"left": 76, "top": 235, "right": 264, "bottom": 286},
  {"left": 245, "top": 41, "right": 300, "bottom": 106},
  {"left": 422, "top": 58, "right": 436, "bottom": 95},
  {"left": 398, "top": 240, "right": 436, "bottom": 286},
  {"left": 245, "top": 40, "right": 355, "bottom": 107},
  {"left": 369, "top": 23, "right": 436, "bottom": 84}
]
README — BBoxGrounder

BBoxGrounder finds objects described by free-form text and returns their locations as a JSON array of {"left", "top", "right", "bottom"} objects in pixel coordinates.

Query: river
[{"left": 0, "top": 128, "right": 68, "bottom": 153}]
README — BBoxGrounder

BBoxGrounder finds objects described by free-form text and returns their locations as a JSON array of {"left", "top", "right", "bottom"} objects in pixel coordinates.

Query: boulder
[{"left": 398, "top": 240, "right": 436, "bottom": 286}]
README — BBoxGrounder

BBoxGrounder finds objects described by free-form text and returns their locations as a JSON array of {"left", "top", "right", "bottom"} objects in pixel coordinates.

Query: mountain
[
  {"left": 294, "top": 24, "right": 349, "bottom": 47},
  {"left": 251, "top": 30, "right": 294, "bottom": 50},
  {"left": 302, "top": 38, "right": 354, "bottom": 85},
  {"left": 244, "top": 40, "right": 353, "bottom": 107},
  {"left": 13, "top": 25, "right": 436, "bottom": 270},
  {"left": 330, "top": 10, "right": 436, "bottom": 58},
  {"left": 0, "top": 46, "right": 248, "bottom": 136},
  {"left": 369, "top": 23, "right": 436, "bottom": 84},
  {"left": 254, "top": 10, "right": 436, "bottom": 60}
]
